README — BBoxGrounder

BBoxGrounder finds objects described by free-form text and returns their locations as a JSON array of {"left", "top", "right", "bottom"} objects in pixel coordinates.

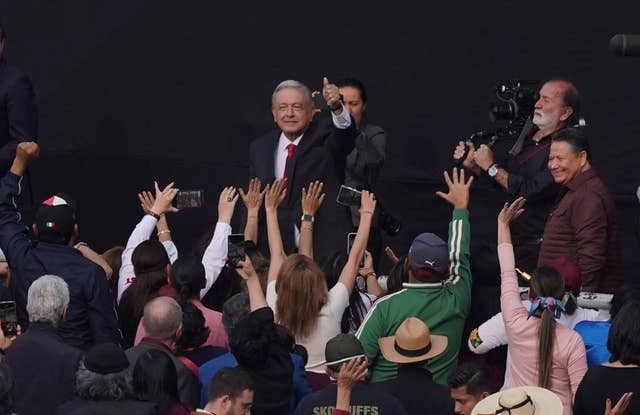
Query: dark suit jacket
[
  {"left": 249, "top": 114, "right": 356, "bottom": 262},
  {"left": 0, "top": 57, "right": 37, "bottom": 211},
  {"left": 4, "top": 322, "right": 83, "bottom": 415}
]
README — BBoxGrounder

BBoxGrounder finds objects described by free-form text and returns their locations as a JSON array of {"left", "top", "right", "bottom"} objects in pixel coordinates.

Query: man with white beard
[{"left": 453, "top": 79, "right": 580, "bottom": 270}]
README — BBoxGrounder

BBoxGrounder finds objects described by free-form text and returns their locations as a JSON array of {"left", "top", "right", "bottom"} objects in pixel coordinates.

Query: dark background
[{"left": 1, "top": 1, "right": 639, "bottom": 284}]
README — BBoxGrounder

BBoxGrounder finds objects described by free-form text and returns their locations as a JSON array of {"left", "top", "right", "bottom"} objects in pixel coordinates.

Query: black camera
[
  {"left": 378, "top": 205, "right": 401, "bottom": 236},
  {"left": 488, "top": 80, "right": 538, "bottom": 125}
]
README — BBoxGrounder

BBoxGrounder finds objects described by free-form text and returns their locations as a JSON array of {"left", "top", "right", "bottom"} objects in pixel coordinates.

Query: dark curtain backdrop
[{"left": 1, "top": 1, "right": 639, "bottom": 284}]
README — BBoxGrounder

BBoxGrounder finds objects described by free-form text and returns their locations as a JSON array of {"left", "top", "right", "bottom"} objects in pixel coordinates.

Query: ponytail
[{"left": 537, "top": 307, "right": 556, "bottom": 388}]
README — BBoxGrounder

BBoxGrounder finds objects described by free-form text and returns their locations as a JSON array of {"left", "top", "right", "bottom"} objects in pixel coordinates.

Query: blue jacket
[{"left": 0, "top": 172, "right": 121, "bottom": 350}]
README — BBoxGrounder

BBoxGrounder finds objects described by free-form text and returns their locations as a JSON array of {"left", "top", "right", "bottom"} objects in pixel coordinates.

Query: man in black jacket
[
  {"left": 5, "top": 274, "right": 83, "bottom": 415},
  {"left": 0, "top": 142, "right": 121, "bottom": 349},
  {"left": 249, "top": 78, "right": 355, "bottom": 262},
  {"left": 372, "top": 317, "right": 453, "bottom": 415}
]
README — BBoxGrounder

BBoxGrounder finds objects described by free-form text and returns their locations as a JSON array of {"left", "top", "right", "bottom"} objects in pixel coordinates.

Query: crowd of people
[{"left": 0, "top": 25, "right": 638, "bottom": 413}]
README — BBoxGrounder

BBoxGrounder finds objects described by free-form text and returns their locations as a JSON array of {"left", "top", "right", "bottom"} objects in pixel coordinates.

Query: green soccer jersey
[{"left": 356, "top": 209, "right": 472, "bottom": 384}]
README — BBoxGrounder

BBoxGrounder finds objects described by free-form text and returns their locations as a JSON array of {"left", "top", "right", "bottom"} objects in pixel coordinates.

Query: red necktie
[{"left": 283, "top": 143, "right": 296, "bottom": 181}]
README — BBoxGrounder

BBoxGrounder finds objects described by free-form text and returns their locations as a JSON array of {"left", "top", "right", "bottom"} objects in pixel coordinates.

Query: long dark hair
[
  {"left": 170, "top": 256, "right": 206, "bottom": 302},
  {"left": 607, "top": 301, "right": 640, "bottom": 365},
  {"left": 118, "top": 240, "right": 170, "bottom": 348},
  {"left": 176, "top": 301, "right": 210, "bottom": 354},
  {"left": 529, "top": 266, "right": 565, "bottom": 389},
  {"left": 102, "top": 245, "right": 125, "bottom": 305},
  {"left": 133, "top": 349, "right": 184, "bottom": 414},
  {"left": 322, "top": 252, "right": 370, "bottom": 333}
]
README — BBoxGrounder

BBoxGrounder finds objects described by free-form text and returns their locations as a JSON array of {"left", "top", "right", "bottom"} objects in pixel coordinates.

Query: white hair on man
[
  {"left": 26, "top": 274, "right": 69, "bottom": 327},
  {"left": 271, "top": 79, "right": 313, "bottom": 108}
]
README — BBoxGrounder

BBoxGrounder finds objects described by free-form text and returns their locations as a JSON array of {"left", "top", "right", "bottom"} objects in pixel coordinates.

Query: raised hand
[
  {"left": 11, "top": 141, "right": 40, "bottom": 176},
  {"left": 301, "top": 180, "right": 325, "bottom": 216},
  {"left": 435, "top": 168, "right": 473, "bottom": 210},
  {"left": 265, "top": 179, "right": 287, "bottom": 211},
  {"left": 359, "top": 190, "right": 377, "bottom": 216},
  {"left": 384, "top": 246, "right": 400, "bottom": 264},
  {"left": 358, "top": 250, "right": 375, "bottom": 276},
  {"left": 218, "top": 186, "right": 239, "bottom": 224},
  {"left": 453, "top": 140, "right": 476, "bottom": 169},
  {"left": 15, "top": 141, "right": 40, "bottom": 163},
  {"left": 239, "top": 178, "right": 266, "bottom": 211},
  {"left": 235, "top": 255, "right": 258, "bottom": 280},
  {"left": 498, "top": 197, "right": 526, "bottom": 226},
  {"left": 138, "top": 191, "right": 155, "bottom": 215},
  {"left": 604, "top": 392, "right": 633, "bottom": 415},
  {"left": 150, "top": 181, "right": 180, "bottom": 216},
  {"left": 322, "top": 77, "right": 341, "bottom": 111}
]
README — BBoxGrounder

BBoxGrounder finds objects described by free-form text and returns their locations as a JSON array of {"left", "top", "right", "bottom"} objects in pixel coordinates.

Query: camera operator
[{"left": 454, "top": 78, "right": 580, "bottom": 271}]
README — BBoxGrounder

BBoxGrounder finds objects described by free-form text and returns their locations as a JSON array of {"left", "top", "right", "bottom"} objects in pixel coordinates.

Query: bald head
[{"left": 142, "top": 296, "right": 182, "bottom": 340}]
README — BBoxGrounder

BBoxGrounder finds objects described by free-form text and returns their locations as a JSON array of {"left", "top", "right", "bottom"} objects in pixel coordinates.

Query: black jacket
[
  {"left": 0, "top": 172, "right": 121, "bottom": 350},
  {"left": 0, "top": 57, "right": 38, "bottom": 213},
  {"left": 249, "top": 116, "right": 356, "bottom": 262},
  {"left": 5, "top": 322, "right": 82, "bottom": 415},
  {"left": 371, "top": 365, "right": 453, "bottom": 415}
]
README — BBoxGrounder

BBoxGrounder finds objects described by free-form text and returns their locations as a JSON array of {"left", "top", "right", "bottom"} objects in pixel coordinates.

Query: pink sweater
[{"left": 499, "top": 243, "right": 587, "bottom": 415}]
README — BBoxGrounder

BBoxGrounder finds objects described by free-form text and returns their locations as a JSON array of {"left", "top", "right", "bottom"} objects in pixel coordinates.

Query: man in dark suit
[
  {"left": 0, "top": 22, "right": 38, "bottom": 215},
  {"left": 4, "top": 274, "right": 83, "bottom": 415},
  {"left": 249, "top": 78, "right": 356, "bottom": 262}
]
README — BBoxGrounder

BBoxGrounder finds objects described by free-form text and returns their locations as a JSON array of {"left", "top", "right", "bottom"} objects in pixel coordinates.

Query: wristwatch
[
  {"left": 301, "top": 214, "right": 314, "bottom": 223},
  {"left": 487, "top": 163, "right": 499, "bottom": 178}
]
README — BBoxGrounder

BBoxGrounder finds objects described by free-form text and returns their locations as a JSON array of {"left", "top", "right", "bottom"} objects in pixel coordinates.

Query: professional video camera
[
  {"left": 454, "top": 80, "right": 539, "bottom": 166},
  {"left": 473, "top": 80, "right": 539, "bottom": 145}
]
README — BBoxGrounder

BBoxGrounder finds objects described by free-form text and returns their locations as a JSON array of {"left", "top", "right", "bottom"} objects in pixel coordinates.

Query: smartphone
[
  {"left": 0, "top": 301, "right": 17, "bottom": 336},
  {"left": 347, "top": 232, "right": 365, "bottom": 269},
  {"left": 174, "top": 189, "right": 204, "bottom": 209},
  {"left": 336, "top": 185, "right": 361, "bottom": 207},
  {"left": 228, "top": 234, "right": 246, "bottom": 266}
]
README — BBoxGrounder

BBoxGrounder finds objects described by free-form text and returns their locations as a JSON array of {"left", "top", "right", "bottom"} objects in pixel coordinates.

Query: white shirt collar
[{"left": 277, "top": 133, "right": 303, "bottom": 155}]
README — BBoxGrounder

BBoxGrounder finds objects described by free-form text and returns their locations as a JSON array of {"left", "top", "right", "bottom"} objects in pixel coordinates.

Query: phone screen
[
  {"left": 347, "top": 232, "right": 365, "bottom": 268},
  {"left": 336, "top": 185, "right": 361, "bottom": 207},
  {"left": 0, "top": 301, "right": 17, "bottom": 336},
  {"left": 174, "top": 190, "right": 204, "bottom": 209},
  {"left": 228, "top": 234, "right": 245, "bottom": 266}
]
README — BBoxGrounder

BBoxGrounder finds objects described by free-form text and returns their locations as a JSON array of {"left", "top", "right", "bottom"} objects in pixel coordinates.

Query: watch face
[
  {"left": 488, "top": 165, "right": 498, "bottom": 177},
  {"left": 356, "top": 276, "right": 367, "bottom": 292}
]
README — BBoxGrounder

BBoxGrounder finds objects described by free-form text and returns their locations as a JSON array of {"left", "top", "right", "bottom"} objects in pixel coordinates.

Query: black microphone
[{"left": 609, "top": 34, "right": 640, "bottom": 56}]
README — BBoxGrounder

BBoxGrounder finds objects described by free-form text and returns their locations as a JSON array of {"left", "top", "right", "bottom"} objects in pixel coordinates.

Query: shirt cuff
[{"left": 331, "top": 103, "right": 352, "bottom": 129}]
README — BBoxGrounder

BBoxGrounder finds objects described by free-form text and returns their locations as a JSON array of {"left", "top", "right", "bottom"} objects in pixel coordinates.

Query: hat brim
[
  {"left": 377, "top": 334, "right": 447, "bottom": 364},
  {"left": 306, "top": 353, "right": 365, "bottom": 370},
  {"left": 471, "top": 386, "right": 563, "bottom": 415}
]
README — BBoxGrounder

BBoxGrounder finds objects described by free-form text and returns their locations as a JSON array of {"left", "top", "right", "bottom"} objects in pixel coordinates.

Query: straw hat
[
  {"left": 378, "top": 317, "right": 447, "bottom": 364},
  {"left": 471, "top": 386, "right": 562, "bottom": 415}
]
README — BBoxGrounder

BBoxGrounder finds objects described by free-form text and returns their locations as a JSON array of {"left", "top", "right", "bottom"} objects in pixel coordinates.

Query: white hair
[
  {"left": 271, "top": 79, "right": 312, "bottom": 108},
  {"left": 27, "top": 274, "right": 69, "bottom": 326}
]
